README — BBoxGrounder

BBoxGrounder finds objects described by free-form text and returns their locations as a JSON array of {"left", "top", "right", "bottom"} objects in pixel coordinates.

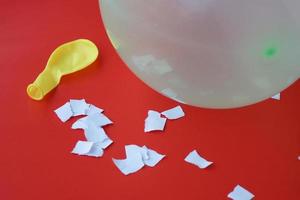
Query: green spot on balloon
[{"left": 264, "top": 47, "right": 278, "bottom": 58}]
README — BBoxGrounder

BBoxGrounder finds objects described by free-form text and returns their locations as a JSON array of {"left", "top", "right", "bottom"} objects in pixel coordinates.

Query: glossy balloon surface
[{"left": 99, "top": 0, "right": 300, "bottom": 108}]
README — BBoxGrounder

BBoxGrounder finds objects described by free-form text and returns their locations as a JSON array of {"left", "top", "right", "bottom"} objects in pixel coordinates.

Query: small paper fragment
[
  {"left": 228, "top": 185, "right": 255, "bottom": 200},
  {"left": 72, "top": 113, "right": 113, "bottom": 129},
  {"left": 161, "top": 106, "right": 185, "bottom": 120},
  {"left": 98, "top": 138, "right": 113, "bottom": 149},
  {"left": 70, "top": 99, "right": 89, "bottom": 116},
  {"left": 71, "top": 141, "right": 94, "bottom": 155},
  {"left": 72, "top": 141, "right": 104, "bottom": 157},
  {"left": 71, "top": 118, "right": 87, "bottom": 130},
  {"left": 86, "top": 104, "right": 104, "bottom": 115},
  {"left": 85, "top": 142, "right": 104, "bottom": 157},
  {"left": 54, "top": 102, "right": 73, "bottom": 122},
  {"left": 113, "top": 145, "right": 145, "bottom": 175},
  {"left": 144, "top": 110, "right": 167, "bottom": 132},
  {"left": 112, "top": 145, "right": 165, "bottom": 175},
  {"left": 271, "top": 93, "right": 280, "bottom": 100},
  {"left": 84, "top": 124, "right": 109, "bottom": 143},
  {"left": 184, "top": 150, "right": 213, "bottom": 169},
  {"left": 142, "top": 146, "right": 165, "bottom": 167},
  {"left": 87, "top": 113, "right": 113, "bottom": 127}
]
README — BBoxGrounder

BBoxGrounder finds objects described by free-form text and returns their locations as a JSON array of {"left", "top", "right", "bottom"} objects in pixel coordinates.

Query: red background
[{"left": 0, "top": 0, "right": 299, "bottom": 199}]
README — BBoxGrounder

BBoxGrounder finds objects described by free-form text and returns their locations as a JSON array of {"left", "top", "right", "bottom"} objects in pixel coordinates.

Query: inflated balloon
[{"left": 99, "top": 0, "right": 300, "bottom": 108}]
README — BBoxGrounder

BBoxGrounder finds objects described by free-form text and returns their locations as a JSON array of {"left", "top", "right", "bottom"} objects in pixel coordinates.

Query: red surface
[{"left": 0, "top": 1, "right": 299, "bottom": 199}]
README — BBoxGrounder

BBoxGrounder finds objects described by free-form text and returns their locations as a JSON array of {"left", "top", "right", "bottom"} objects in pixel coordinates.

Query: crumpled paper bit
[
  {"left": 227, "top": 185, "right": 255, "bottom": 200},
  {"left": 144, "top": 110, "right": 167, "bottom": 132},
  {"left": 84, "top": 124, "right": 108, "bottom": 142},
  {"left": 112, "top": 145, "right": 165, "bottom": 175},
  {"left": 71, "top": 140, "right": 104, "bottom": 157},
  {"left": 184, "top": 150, "right": 213, "bottom": 169},
  {"left": 86, "top": 104, "right": 104, "bottom": 115},
  {"left": 54, "top": 99, "right": 104, "bottom": 122},
  {"left": 72, "top": 112, "right": 113, "bottom": 129},
  {"left": 54, "top": 102, "right": 73, "bottom": 122},
  {"left": 70, "top": 99, "right": 90, "bottom": 116},
  {"left": 71, "top": 112, "right": 113, "bottom": 150},
  {"left": 144, "top": 105, "right": 185, "bottom": 132},
  {"left": 161, "top": 105, "right": 185, "bottom": 120}
]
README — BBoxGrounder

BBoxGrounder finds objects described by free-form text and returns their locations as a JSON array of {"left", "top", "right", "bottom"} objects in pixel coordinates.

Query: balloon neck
[{"left": 27, "top": 68, "right": 60, "bottom": 100}]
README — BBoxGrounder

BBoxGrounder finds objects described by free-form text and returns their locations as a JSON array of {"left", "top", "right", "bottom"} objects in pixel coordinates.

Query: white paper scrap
[
  {"left": 184, "top": 150, "right": 213, "bottom": 169},
  {"left": 72, "top": 113, "right": 113, "bottom": 129},
  {"left": 72, "top": 141, "right": 104, "bottom": 157},
  {"left": 87, "top": 113, "right": 113, "bottom": 127},
  {"left": 140, "top": 146, "right": 150, "bottom": 160},
  {"left": 112, "top": 145, "right": 165, "bottom": 175},
  {"left": 71, "top": 118, "right": 87, "bottom": 130},
  {"left": 71, "top": 112, "right": 113, "bottom": 130},
  {"left": 54, "top": 102, "right": 73, "bottom": 122},
  {"left": 86, "top": 104, "right": 104, "bottom": 115},
  {"left": 85, "top": 142, "right": 104, "bottom": 157},
  {"left": 70, "top": 99, "right": 89, "bottom": 116},
  {"left": 161, "top": 106, "right": 185, "bottom": 120},
  {"left": 142, "top": 146, "right": 165, "bottom": 167},
  {"left": 271, "top": 93, "right": 280, "bottom": 100},
  {"left": 84, "top": 124, "right": 109, "bottom": 143},
  {"left": 228, "top": 185, "right": 255, "bottom": 200},
  {"left": 71, "top": 141, "right": 94, "bottom": 155},
  {"left": 113, "top": 145, "right": 145, "bottom": 175},
  {"left": 148, "top": 110, "right": 161, "bottom": 118},
  {"left": 98, "top": 138, "right": 113, "bottom": 149},
  {"left": 144, "top": 110, "right": 167, "bottom": 132}
]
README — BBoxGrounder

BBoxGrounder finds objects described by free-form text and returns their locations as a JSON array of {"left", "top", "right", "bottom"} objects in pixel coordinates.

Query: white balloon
[{"left": 99, "top": 0, "right": 300, "bottom": 108}]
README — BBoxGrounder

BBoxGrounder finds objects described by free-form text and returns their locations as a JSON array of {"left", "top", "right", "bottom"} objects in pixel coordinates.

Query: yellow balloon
[
  {"left": 100, "top": 0, "right": 300, "bottom": 108},
  {"left": 27, "top": 39, "right": 98, "bottom": 100}
]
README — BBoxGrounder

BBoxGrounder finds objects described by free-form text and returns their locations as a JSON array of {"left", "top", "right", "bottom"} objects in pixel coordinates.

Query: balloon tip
[{"left": 27, "top": 84, "right": 44, "bottom": 100}]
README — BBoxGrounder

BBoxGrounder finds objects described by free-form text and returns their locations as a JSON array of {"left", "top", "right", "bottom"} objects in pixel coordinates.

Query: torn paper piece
[
  {"left": 148, "top": 110, "right": 161, "bottom": 118},
  {"left": 86, "top": 113, "right": 113, "bottom": 127},
  {"left": 144, "top": 110, "right": 167, "bottom": 132},
  {"left": 113, "top": 145, "right": 145, "bottom": 175},
  {"left": 112, "top": 145, "right": 165, "bottom": 175},
  {"left": 84, "top": 142, "right": 104, "bottom": 157},
  {"left": 184, "top": 150, "right": 213, "bottom": 169},
  {"left": 271, "top": 93, "right": 280, "bottom": 100},
  {"left": 71, "top": 112, "right": 113, "bottom": 130},
  {"left": 70, "top": 99, "right": 89, "bottom": 116},
  {"left": 140, "top": 146, "right": 149, "bottom": 160},
  {"left": 71, "top": 118, "right": 87, "bottom": 130},
  {"left": 98, "top": 138, "right": 113, "bottom": 149},
  {"left": 86, "top": 104, "right": 104, "bottom": 115},
  {"left": 71, "top": 141, "right": 94, "bottom": 155},
  {"left": 142, "top": 146, "right": 165, "bottom": 167},
  {"left": 161, "top": 106, "right": 185, "bottom": 120},
  {"left": 84, "top": 124, "right": 109, "bottom": 143},
  {"left": 54, "top": 102, "right": 73, "bottom": 122},
  {"left": 71, "top": 141, "right": 104, "bottom": 157},
  {"left": 228, "top": 185, "right": 255, "bottom": 200}
]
